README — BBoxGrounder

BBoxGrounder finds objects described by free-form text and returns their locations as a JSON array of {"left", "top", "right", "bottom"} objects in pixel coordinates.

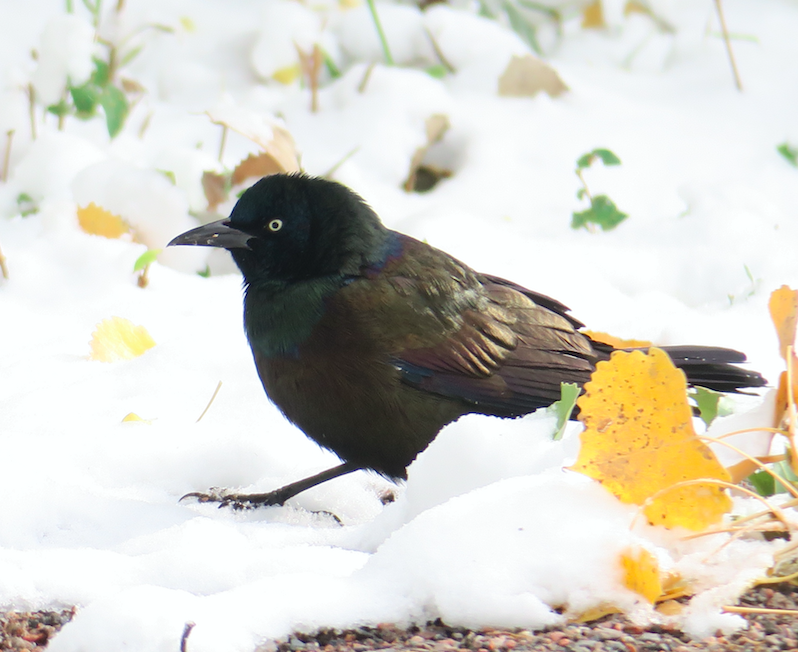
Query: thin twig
[
  {"left": 180, "top": 622, "right": 195, "bottom": 652},
  {"left": 27, "top": 83, "right": 37, "bottom": 140},
  {"left": 218, "top": 124, "right": 228, "bottom": 163},
  {"left": 358, "top": 62, "right": 376, "bottom": 94},
  {"left": 196, "top": 381, "right": 223, "bottom": 422},
  {"left": 0, "top": 243, "right": 8, "bottom": 280},
  {"left": 723, "top": 605, "right": 798, "bottom": 616},
  {"left": 2, "top": 130, "right": 14, "bottom": 183},
  {"left": 713, "top": 0, "right": 742, "bottom": 92}
]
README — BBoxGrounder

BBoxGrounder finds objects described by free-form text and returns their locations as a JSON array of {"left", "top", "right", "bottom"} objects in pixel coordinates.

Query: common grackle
[{"left": 168, "top": 173, "right": 766, "bottom": 509}]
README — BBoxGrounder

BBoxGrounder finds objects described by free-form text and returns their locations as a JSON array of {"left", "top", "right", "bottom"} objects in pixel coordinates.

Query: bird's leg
[{"left": 181, "top": 461, "right": 363, "bottom": 510}]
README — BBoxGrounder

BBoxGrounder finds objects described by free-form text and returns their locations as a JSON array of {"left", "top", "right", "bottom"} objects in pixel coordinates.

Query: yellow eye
[{"left": 268, "top": 219, "right": 283, "bottom": 232}]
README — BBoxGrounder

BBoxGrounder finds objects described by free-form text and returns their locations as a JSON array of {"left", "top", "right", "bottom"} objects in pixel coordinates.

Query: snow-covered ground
[{"left": 1, "top": 1, "right": 797, "bottom": 650}]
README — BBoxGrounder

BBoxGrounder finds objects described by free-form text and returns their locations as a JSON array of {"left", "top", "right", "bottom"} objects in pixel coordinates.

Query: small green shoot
[
  {"left": 748, "top": 459, "right": 798, "bottom": 498},
  {"left": 134, "top": 248, "right": 161, "bottom": 288},
  {"left": 197, "top": 265, "right": 211, "bottom": 278},
  {"left": 777, "top": 142, "right": 798, "bottom": 168},
  {"left": 549, "top": 382, "right": 580, "bottom": 440},
  {"left": 571, "top": 148, "right": 627, "bottom": 232},
  {"left": 17, "top": 192, "right": 38, "bottom": 217},
  {"left": 690, "top": 386, "right": 721, "bottom": 427},
  {"left": 365, "top": 0, "right": 394, "bottom": 66},
  {"left": 425, "top": 64, "right": 449, "bottom": 79}
]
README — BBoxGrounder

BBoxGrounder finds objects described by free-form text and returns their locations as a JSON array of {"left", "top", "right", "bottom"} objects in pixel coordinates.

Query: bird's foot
[{"left": 180, "top": 487, "right": 288, "bottom": 510}]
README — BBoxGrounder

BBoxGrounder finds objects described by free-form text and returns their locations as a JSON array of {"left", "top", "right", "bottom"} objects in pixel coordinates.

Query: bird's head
[{"left": 168, "top": 173, "right": 388, "bottom": 285}]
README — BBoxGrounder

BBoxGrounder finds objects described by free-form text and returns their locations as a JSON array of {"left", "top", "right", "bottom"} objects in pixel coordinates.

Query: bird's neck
[{"left": 243, "top": 276, "right": 345, "bottom": 357}]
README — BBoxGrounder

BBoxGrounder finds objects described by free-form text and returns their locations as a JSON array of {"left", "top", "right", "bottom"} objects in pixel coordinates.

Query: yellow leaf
[
  {"left": 77, "top": 203, "right": 131, "bottom": 239},
  {"left": 573, "top": 604, "right": 621, "bottom": 623},
  {"left": 122, "top": 412, "right": 151, "bottom": 424},
  {"left": 583, "top": 330, "right": 653, "bottom": 349},
  {"left": 272, "top": 64, "right": 301, "bottom": 85},
  {"left": 570, "top": 348, "right": 732, "bottom": 530},
  {"left": 655, "top": 600, "right": 683, "bottom": 616},
  {"left": 89, "top": 317, "right": 156, "bottom": 362},
  {"left": 620, "top": 546, "right": 662, "bottom": 603},
  {"left": 769, "top": 285, "right": 798, "bottom": 361},
  {"left": 582, "top": 0, "right": 605, "bottom": 28}
]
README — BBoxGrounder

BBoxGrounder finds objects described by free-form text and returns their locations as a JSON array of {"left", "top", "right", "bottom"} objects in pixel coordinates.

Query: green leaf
[
  {"left": 16, "top": 193, "right": 38, "bottom": 217},
  {"left": 47, "top": 100, "right": 71, "bottom": 117},
  {"left": 502, "top": 1, "right": 542, "bottom": 54},
  {"left": 576, "top": 188, "right": 586, "bottom": 200},
  {"left": 70, "top": 82, "right": 100, "bottom": 117},
  {"left": 777, "top": 142, "right": 798, "bottom": 167},
  {"left": 576, "top": 152, "right": 594, "bottom": 169},
  {"left": 91, "top": 56, "right": 110, "bottom": 87},
  {"left": 322, "top": 49, "right": 342, "bottom": 79},
  {"left": 425, "top": 64, "right": 448, "bottom": 79},
  {"left": 692, "top": 386, "right": 721, "bottom": 427},
  {"left": 549, "top": 382, "right": 580, "bottom": 440},
  {"left": 133, "top": 248, "right": 162, "bottom": 272},
  {"left": 572, "top": 195, "right": 628, "bottom": 231},
  {"left": 197, "top": 265, "right": 211, "bottom": 278},
  {"left": 747, "top": 470, "right": 776, "bottom": 497},
  {"left": 592, "top": 148, "right": 621, "bottom": 166},
  {"left": 99, "top": 85, "right": 129, "bottom": 138}
]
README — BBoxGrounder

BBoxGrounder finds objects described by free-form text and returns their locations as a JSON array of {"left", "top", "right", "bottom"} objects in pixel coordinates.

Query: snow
[{"left": 1, "top": 0, "right": 797, "bottom": 650}]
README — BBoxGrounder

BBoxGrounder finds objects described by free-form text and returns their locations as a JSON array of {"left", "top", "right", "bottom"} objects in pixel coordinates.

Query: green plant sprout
[
  {"left": 133, "top": 248, "right": 161, "bottom": 288},
  {"left": 571, "top": 148, "right": 628, "bottom": 232},
  {"left": 365, "top": 0, "right": 393, "bottom": 66},
  {"left": 777, "top": 142, "right": 798, "bottom": 167},
  {"left": 549, "top": 382, "right": 580, "bottom": 440}
]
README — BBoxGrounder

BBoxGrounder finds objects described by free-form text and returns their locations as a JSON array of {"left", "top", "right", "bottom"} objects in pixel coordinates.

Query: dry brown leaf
[
  {"left": 202, "top": 171, "right": 229, "bottom": 210},
  {"left": 206, "top": 109, "right": 301, "bottom": 173},
  {"left": 231, "top": 152, "right": 285, "bottom": 187},
  {"left": 498, "top": 55, "right": 568, "bottom": 99},
  {"left": 570, "top": 348, "right": 732, "bottom": 531},
  {"left": 89, "top": 317, "right": 156, "bottom": 362},
  {"left": 77, "top": 203, "right": 131, "bottom": 239},
  {"left": 582, "top": 0, "right": 605, "bottom": 28},
  {"left": 404, "top": 114, "right": 450, "bottom": 192}
]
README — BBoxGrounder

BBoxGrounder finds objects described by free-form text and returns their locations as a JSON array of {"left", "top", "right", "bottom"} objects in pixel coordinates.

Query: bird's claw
[{"left": 179, "top": 487, "right": 286, "bottom": 510}]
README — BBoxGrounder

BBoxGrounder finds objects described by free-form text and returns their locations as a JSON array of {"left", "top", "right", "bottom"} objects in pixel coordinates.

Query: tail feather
[{"left": 660, "top": 345, "right": 767, "bottom": 393}]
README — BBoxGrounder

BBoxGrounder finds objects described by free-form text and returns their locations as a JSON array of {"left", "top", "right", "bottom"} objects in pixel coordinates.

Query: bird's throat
[{"left": 244, "top": 277, "right": 344, "bottom": 357}]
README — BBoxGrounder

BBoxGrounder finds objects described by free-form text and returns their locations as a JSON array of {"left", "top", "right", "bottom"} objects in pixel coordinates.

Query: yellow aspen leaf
[
  {"left": 77, "top": 203, "right": 131, "bottom": 239},
  {"left": 582, "top": 0, "right": 605, "bottom": 28},
  {"left": 573, "top": 604, "right": 621, "bottom": 623},
  {"left": 769, "top": 285, "right": 798, "bottom": 361},
  {"left": 583, "top": 330, "right": 653, "bottom": 349},
  {"left": 620, "top": 546, "right": 662, "bottom": 604},
  {"left": 89, "top": 317, "right": 156, "bottom": 362},
  {"left": 272, "top": 64, "right": 301, "bottom": 85},
  {"left": 570, "top": 348, "right": 732, "bottom": 530},
  {"left": 122, "top": 412, "right": 151, "bottom": 424},
  {"left": 655, "top": 600, "right": 683, "bottom": 616}
]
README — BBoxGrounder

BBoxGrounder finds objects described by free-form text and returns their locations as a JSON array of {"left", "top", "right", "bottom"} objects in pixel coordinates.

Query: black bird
[{"left": 168, "top": 173, "right": 766, "bottom": 508}]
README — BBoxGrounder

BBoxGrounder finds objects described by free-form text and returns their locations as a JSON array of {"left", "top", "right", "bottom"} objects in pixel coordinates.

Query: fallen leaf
[
  {"left": 498, "top": 54, "right": 568, "bottom": 99},
  {"left": 621, "top": 546, "right": 662, "bottom": 603},
  {"left": 570, "top": 348, "right": 732, "bottom": 530},
  {"left": 231, "top": 152, "right": 285, "bottom": 186},
  {"left": 77, "top": 203, "right": 131, "bottom": 239},
  {"left": 89, "top": 316, "right": 156, "bottom": 362},
  {"left": 122, "top": 412, "right": 152, "bottom": 424},
  {"left": 206, "top": 107, "right": 301, "bottom": 173},
  {"left": 202, "top": 171, "right": 228, "bottom": 210},
  {"left": 404, "top": 114, "right": 450, "bottom": 192},
  {"left": 582, "top": 0, "right": 605, "bottom": 28},
  {"left": 583, "top": 330, "right": 652, "bottom": 349},
  {"left": 769, "top": 285, "right": 798, "bottom": 362}
]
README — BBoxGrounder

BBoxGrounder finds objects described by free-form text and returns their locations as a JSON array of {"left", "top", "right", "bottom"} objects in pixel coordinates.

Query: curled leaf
[{"left": 89, "top": 317, "right": 156, "bottom": 362}]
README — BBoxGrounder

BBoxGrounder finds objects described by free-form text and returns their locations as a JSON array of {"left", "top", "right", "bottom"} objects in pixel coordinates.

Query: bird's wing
[{"left": 348, "top": 234, "right": 599, "bottom": 416}]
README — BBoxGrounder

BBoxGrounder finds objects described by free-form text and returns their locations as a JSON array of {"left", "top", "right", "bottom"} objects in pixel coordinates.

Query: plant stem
[
  {"left": 27, "top": 84, "right": 37, "bottom": 140},
  {"left": 713, "top": 0, "right": 742, "bottom": 92},
  {"left": 2, "top": 130, "right": 14, "bottom": 182},
  {"left": 366, "top": 0, "right": 393, "bottom": 66},
  {"left": 218, "top": 124, "right": 228, "bottom": 163}
]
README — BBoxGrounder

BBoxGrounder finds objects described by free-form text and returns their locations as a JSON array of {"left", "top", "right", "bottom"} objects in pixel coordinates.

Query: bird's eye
[{"left": 268, "top": 219, "right": 283, "bottom": 232}]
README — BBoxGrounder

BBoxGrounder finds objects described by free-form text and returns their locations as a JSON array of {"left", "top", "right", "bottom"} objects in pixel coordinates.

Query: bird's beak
[{"left": 167, "top": 219, "right": 253, "bottom": 250}]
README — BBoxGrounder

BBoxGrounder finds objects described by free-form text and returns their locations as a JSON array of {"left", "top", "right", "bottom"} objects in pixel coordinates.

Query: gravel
[{"left": 3, "top": 585, "right": 798, "bottom": 652}]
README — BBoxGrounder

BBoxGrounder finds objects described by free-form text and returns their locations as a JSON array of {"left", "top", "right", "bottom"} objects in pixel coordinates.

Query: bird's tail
[{"left": 659, "top": 345, "right": 766, "bottom": 393}]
